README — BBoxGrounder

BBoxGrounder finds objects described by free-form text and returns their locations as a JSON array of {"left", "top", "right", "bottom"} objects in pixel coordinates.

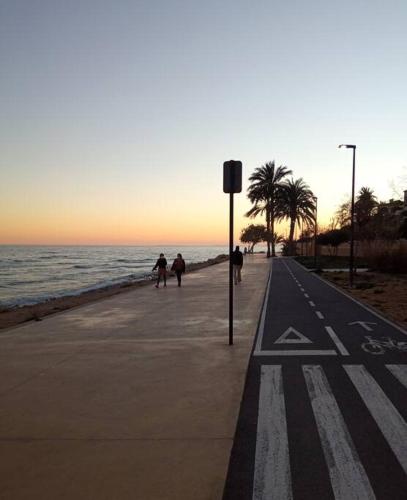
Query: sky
[{"left": 1, "top": 0, "right": 406, "bottom": 245}]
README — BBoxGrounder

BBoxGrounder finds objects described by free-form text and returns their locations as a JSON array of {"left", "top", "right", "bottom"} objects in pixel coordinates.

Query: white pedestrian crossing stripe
[
  {"left": 253, "top": 366, "right": 292, "bottom": 500},
  {"left": 386, "top": 364, "right": 407, "bottom": 389},
  {"left": 253, "top": 364, "right": 407, "bottom": 499},
  {"left": 274, "top": 327, "right": 313, "bottom": 344},
  {"left": 344, "top": 365, "right": 407, "bottom": 474},
  {"left": 303, "top": 365, "right": 375, "bottom": 499}
]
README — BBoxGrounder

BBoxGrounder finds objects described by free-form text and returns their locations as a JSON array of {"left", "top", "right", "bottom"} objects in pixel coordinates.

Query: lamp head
[{"left": 338, "top": 144, "right": 356, "bottom": 149}]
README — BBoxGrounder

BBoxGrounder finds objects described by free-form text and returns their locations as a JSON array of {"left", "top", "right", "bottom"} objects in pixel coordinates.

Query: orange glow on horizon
[
  {"left": 1, "top": 190, "right": 332, "bottom": 246},
  {"left": 0, "top": 213, "right": 332, "bottom": 246}
]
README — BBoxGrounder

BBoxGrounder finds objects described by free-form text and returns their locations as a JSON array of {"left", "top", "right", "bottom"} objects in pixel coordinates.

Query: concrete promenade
[{"left": 0, "top": 255, "right": 269, "bottom": 500}]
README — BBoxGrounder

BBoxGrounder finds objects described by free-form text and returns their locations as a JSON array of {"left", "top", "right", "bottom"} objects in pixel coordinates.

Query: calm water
[{"left": 0, "top": 246, "right": 228, "bottom": 308}]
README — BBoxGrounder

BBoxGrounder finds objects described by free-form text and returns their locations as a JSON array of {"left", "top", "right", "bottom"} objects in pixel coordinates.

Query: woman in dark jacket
[
  {"left": 171, "top": 253, "right": 186, "bottom": 287},
  {"left": 153, "top": 253, "right": 167, "bottom": 288}
]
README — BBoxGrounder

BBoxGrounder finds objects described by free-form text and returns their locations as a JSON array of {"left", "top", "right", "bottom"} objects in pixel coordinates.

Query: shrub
[{"left": 364, "top": 244, "right": 407, "bottom": 274}]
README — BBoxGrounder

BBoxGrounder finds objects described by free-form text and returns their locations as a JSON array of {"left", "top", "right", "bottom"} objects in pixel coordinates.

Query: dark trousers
[
  {"left": 156, "top": 270, "right": 166, "bottom": 286},
  {"left": 175, "top": 271, "right": 182, "bottom": 286}
]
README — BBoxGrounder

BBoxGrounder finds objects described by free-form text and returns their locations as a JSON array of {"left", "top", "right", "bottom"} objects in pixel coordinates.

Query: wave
[
  {"left": 0, "top": 273, "right": 151, "bottom": 308},
  {"left": 7, "top": 280, "right": 40, "bottom": 286},
  {"left": 0, "top": 246, "right": 228, "bottom": 308},
  {"left": 0, "top": 258, "right": 36, "bottom": 264}
]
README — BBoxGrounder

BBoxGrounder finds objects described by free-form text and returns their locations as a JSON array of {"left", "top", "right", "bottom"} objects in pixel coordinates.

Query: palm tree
[
  {"left": 279, "top": 178, "right": 316, "bottom": 255},
  {"left": 246, "top": 162, "right": 292, "bottom": 257},
  {"left": 270, "top": 232, "right": 285, "bottom": 254},
  {"left": 355, "top": 187, "right": 377, "bottom": 237}
]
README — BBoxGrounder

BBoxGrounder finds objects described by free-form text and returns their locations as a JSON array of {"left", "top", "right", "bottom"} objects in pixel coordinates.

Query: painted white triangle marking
[{"left": 274, "top": 327, "right": 313, "bottom": 344}]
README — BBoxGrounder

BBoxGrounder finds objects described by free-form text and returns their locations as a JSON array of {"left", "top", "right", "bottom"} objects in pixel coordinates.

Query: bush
[{"left": 365, "top": 245, "right": 407, "bottom": 273}]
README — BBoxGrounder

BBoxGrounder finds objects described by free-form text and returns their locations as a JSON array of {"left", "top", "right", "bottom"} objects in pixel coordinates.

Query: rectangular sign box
[{"left": 223, "top": 160, "right": 242, "bottom": 193}]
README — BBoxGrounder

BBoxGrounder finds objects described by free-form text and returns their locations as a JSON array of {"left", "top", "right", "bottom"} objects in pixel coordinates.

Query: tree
[
  {"left": 279, "top": 178, "right": 316, "bottom": 255},
  {"left": 265, "top": 232, "right": 285, "bottom": 253},
  {"left": 334, "top": 192, "right": 406, "bottom": 241},
  {"left": 370, "top": 199, "right": 404, "bottom": 240},
  {"left": 246, "top": 161, "right": 292, "bottom": 257},
  {"left": 335, "top": 199, "right": 351, "bottom": 228},
  {"left": 317, "top": 228, "right": 349, "bottom": 255},
  {"left": 240, "top": 224, "right": 266, "bottom": 253},
  {"left": 355, "top": 187, "right": 377, "bottom": 238}
]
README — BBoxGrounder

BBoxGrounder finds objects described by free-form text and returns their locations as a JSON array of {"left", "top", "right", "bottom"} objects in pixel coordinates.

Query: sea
[{"left": 0, "top": 245, "right": 229, "bottom": 309}]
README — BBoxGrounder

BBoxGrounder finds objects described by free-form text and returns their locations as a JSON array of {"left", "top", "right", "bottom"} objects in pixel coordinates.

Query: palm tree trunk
[
  {"left": 271, "top": 203, "right": 275, "bottom": 257},
  {"left": 288, "top": 216, "right": 296, "bottom": 255},
  {"left": 266, "top": 209, "right": 271, "bottom": 258}
]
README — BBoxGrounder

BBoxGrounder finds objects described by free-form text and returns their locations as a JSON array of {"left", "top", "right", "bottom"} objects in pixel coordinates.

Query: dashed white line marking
[
  {"left": 309, "top": 301, "right": 315, "bottom": 307},
  {"left": 253, "top": 365, "right": 292, "bottom": 500},
  {"left": 344, "top": 365, "right": 407, "bottom": 474},
  {"left": 303, "top": 365, "right": 375, "bottom": 500},
  {"left": 325, "top": 326, "right": 350, "bottom": 356},
  {"left": 292, "top": 258, "right": 407, "bottom": 338},
  {"left": 315, "top": 311, "right": 324, "bottom": 320},
  {"left": 304, "top": 293, "right": 310, "bottom": 298}
]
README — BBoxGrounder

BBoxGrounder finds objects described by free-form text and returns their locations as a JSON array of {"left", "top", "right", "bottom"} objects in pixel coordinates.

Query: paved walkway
[
  {"left": 0, "top": 255, "right": 269, "bottom": 500},
  {"left": 224, "top": 257, "right": 407, "bottom": 500}
]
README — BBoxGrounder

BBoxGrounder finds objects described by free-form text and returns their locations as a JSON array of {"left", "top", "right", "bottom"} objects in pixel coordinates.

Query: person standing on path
[
  {"left": 232, "top": 246, "right": 243, "bottom": 285},
  {"left": 171, "top": 253, "right": 186, "bottom": 287},
  {"left": 152, "top": 253, "right": 167, "bottom": 288}
]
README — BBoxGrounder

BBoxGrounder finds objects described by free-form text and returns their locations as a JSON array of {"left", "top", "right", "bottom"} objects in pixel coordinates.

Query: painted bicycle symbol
[{"left": 361, "top": 336, "right": 407, "bottom": 355}]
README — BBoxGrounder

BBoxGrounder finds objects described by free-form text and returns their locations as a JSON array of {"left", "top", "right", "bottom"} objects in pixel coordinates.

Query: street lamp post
[
  {"left": 339, "top": 144, "right": 356, "bottom": 287},
  {"left": 313, "top": 196, "right": 318, "bottom": 269}
]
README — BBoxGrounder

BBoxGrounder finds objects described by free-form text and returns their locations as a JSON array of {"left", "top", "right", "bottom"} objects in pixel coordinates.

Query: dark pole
[
  {"left": 223, "top": 159, "right": 241, "bottom": 346},
  {"left": 350, "top": 147, "right": 356, "bottom": 287},
  {"left": 314, "top": 196, "right": 318, "bottom": 268},
  {"left": 339, "top": 144, "right": 356, "bottom": 287},
  {"left": 229, "top": 179, "right": 234, "bottom": 346}
]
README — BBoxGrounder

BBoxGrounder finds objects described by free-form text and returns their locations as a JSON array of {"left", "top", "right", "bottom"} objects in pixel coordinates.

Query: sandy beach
[{"left": 0, "top": 254, "right": 228, "bottom": 330}]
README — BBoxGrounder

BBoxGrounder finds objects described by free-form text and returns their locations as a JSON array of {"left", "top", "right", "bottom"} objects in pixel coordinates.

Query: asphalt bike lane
[{"left": 223, "top": 257, "right": 407, "bottom": 500}]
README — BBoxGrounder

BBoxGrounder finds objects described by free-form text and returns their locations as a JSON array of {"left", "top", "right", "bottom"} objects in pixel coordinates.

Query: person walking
[
  {"left": 152, "top": 253, "right": 167, "bottom": 288},
  {"left": 171, "top": 253, "right": 186, "bottom": 287},
  {"left": 232, "top": 245, "right": 243, "bottom": 285}
]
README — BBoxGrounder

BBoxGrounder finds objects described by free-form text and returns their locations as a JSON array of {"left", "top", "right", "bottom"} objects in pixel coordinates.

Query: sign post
[{"left": 223, "top": 160, "right": 242, "bottom": 345}]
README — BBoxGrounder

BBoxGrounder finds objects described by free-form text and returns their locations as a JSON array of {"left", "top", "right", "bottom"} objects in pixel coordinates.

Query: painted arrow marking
[
  {"left": 275, "top": 327, "right": 313, "bottom": 344},
  {"left": 348, "top": 321, "right": 377, "bottom": 332}
]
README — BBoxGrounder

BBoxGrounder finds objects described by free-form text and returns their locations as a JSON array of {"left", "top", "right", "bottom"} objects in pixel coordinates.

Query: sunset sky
[{"left": 1, "top": 1, "right": 406, "bottom": 245}]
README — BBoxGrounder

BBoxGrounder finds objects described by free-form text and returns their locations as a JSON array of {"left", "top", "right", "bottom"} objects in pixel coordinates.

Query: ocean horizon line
[{"left": 0, "top": 243, "right": 233, "bottom": 248}]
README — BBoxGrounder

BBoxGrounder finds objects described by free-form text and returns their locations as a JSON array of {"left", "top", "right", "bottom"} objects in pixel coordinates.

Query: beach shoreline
[{"left": 0, "top": 254, "right": 228, "bottom": 330}]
